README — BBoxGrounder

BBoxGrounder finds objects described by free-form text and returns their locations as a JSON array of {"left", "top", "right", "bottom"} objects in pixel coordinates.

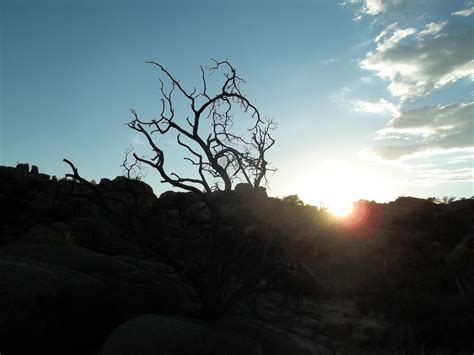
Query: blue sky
[{"left": 1, "top": 0, "right": 473, "bottom": 205}]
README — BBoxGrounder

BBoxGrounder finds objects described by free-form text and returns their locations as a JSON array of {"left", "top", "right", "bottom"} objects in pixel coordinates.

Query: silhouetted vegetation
[{"left": 127, "top": 60, "right": 276, "bottom": 197}]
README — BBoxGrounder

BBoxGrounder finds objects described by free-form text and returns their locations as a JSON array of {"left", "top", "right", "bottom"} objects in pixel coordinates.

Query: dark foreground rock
[
  {"left": 0, "top": 255, "right": 115, "bottom": 355},
  {"left": 1, "top": 243, "right": 136, "bottom": 275},
  {"left": 99, "top": 314, "right": 263, "bottom": 355},
  {"left": 218, "top": 316, "right": 332, "bottom": 355}
]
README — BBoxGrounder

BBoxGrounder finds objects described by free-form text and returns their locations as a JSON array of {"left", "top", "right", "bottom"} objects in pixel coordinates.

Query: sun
[
  {"left": 296, "top": 159, "right": 377, "bottom": 217},
  {"left": 328, "top": 199, "right": 354, "bottom": 217}
]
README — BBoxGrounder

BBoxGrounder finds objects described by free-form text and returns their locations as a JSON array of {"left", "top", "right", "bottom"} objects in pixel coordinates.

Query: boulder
[
  {"left": 0, "top": 255, "right": 115, "bottom": 355},
  {"left": 99, "top": 314, "right": 262, "bottom": 355},
  {"left": 99, "top": 177, "right": 112, "bottom": 187},
  {"left": 110, "top": 175, "right": 154, "bottom": 197},
  {"left": 235, "top": 183, "right": 253, "bottom": 193},
  {"left": 114, "top": 255, "right": 175, "bottom": 273},
  {"left": 185, "top": 201, "right": 212, "bottom": 223},
  {"left": 159, "top": 190, "right": 199, "bottom": 208},
  {"left": 447, "top": 233, "right": 474, "bottom": 267},
  {"left": 386, "top": 197, "right": 438, "bottom": 229},
  {"left": 218, "top": 316, "right": 332, "bottom": 355},
  {"left": 68, "top": 216, "right": 112, "bottom": 252},
  {"left": 38, "top": 172, "right": 50, "bottom": 180},
  {"left": 96, "top": 268, "right": 191, "bottom": 321},
  {"left": 31, "top": 165, "right": 39, "bottom": 174},
  {"left": 0, "top": 165, "right": 27, "bottom": 182},
  {"left": 16, "top": 163, "right": 29, "bottom": 172},
  {"left": 234, "top": 183, "right": 267, "bottom": 198},
  {"left": 21, "top": 223, "right": 75, "bottom": 245},
  {"left": 1, "top": 243, "right": 137, "bottom": 275}
]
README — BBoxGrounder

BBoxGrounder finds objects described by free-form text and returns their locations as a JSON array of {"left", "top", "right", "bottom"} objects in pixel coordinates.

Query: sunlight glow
[
  {"left": 296, "top": 159, "right": 387, "bottom": 214},
  {"left": 328, "top": 199, "right": 354, "bottom": 217}
]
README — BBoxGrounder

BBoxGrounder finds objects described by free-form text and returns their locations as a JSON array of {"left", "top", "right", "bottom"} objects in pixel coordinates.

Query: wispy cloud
[
  {"left": 451, "top": 5, "right": 474, "bottom": 17},
  {"left": 341, "top": 0, "right": 420, "bottom": 20},
  {"left": 360, "top": 21, "right": 474, "bottom": 100},
  {"left": 355, "top": 98, "right": 399, "bottom": 115},
  {"left": 371, "top": 101, "right": 474, "bottom": 159}
]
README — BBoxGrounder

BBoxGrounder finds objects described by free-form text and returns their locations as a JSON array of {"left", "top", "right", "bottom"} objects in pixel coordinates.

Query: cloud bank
[
  {"left": 372, "top": 102, "right": 474, "bottom": 159},
  {"left": 361, "top": 21, "right": 474, "bottom": 100},
  {"left": 345, "top": 1, "right": 474, "bottom": 186}
]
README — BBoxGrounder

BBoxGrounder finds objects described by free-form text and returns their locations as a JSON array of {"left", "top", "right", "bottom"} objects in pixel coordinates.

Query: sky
[{"left": 1, "top": 0, "right": 473, "bottom": 205}]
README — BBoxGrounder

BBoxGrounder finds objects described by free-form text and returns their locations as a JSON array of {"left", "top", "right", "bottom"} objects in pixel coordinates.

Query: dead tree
[
  {"left": 121, "top": 145, "right": 147, "bottom": 180},
  {"left": 127, "top": 59, "right": 276, "bottom": 197}
]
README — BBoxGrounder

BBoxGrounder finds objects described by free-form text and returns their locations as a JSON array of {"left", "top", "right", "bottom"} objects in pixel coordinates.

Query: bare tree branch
[{"left": 128, "top": 60, "right": 276, "bottom": 196}]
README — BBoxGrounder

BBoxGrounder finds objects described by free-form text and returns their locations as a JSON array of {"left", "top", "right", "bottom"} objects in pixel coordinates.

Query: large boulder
[
  {"left": 1, "top": 243, "right": 136, "bottom": 275},
  {"left": 109, "top": 176, "right": 155, "bottom": 197},
  {"left": 218, "top": 316, "right": 332, "bottom": 355},
  {"left": 184, "top": 201, "right": 212, "bottom": 223},
  {"left": 96, "top": 260, "right": 191, "bottom": 321},
  {"left": 15, "top": 163, "right": 29, "bottom": 172},
  {"left": 99, "top": 314, "right": 262, "bottom": 355},
  {"left": 159, "top": 190, "right": 200, "bottom": 208},
  {"left": 0, "top": 255, "right": 115, "bottom": 355},
  {"left": 386, "top": 197, "right": 438, "bottom": 229},
  {"left": 447, "top": 233, "right": 474, "bottom": 267},
  {"left": 234, "top": 183, "right": 267, "bottom": 198},
  {"left": 20, "top": 223, "right": 75, "bottom": 245},
  {"left": 68, "top": 216, "right": 112, "bottom": 252}
]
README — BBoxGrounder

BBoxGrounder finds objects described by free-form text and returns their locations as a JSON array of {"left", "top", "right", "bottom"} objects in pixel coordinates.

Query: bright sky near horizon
[{"left": 1, "top": 0, "right": 473, "bottom": 206}]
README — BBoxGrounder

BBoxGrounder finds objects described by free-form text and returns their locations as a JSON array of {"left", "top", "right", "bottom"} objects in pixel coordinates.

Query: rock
[
  {"left": 114, "top": 255, "right": 175, "bottom": 273},
  {"left": 185, "top": 201, "right": 212, "bottom": 223},
  {"left": 159, "top": 190, "right": 199, "bottom": 208},
  {"left": 68, "top": 217, "right": 112, "bottom": 252},
  {"left": 110, "top": 175, "right": 154, "bottom": 196},
  {"left": 96, "top": 268, "right": 191, "bottom": 321},
  {"left": 1, "top": 243, "right": 137, "bottom": 275},
  {"left": 16, "top": 163, "right": 29, "bottom": 172},
  {"left": 218, "top": 316, "right": 332, "bottom": 355},
  {"left": 38, "top": 172, "right": 50, "bottom": 180},
  {"left": 0, "top": 255, "right": 115, "bottom": 355},
  {"left": 99, "top": 314, "right": 262, "bottom": 355},
  {"left": 256, "top": 186, "right": 268, "bottom": 197},
  {"left": 20, "top": 222, "right": 78, "bottom": 246},
  {"left": 235, "top": 183, "right": 253, "bottom": 193},
  {"left": 234, "top": 183, "right": 267, "bottom": 198},
  {"left": 386, "top": 196, "right": 438, "bottom": 229},
  {"left": 392, "top": 196, "right": 436, "bottom": 209},
  {"left": 99, "top": 177, "right": 112, "bottom": 187},
  {"left": 31, "top": 165, "right": 39, "bottom": 174},
  {"left": 447, "top": 233, "right": 474, "bottom": 267}
]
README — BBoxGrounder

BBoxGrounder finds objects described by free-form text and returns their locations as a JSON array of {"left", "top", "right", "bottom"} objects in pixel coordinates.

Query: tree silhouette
[
  {"left": 127, "top": 60, "right": 276, "bottom": 197},
  {"left": 121, "top": 145, "right": 147, "bottom": 181}
]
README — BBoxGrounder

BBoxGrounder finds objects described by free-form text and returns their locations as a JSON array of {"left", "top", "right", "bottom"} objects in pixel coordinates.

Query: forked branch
[{"left": 128, "top": 60, "right": 276, "bottom": 196}]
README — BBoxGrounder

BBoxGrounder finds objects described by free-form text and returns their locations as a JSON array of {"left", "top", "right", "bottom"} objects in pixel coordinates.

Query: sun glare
[
  {"left": 328, "top": 200, "right": 354, "bottom": 217},
  {"left": 297, "top": 159, "right": 383, "bottom": 217}
]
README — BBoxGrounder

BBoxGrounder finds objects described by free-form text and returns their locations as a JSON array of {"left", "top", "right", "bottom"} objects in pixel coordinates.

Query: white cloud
[
  {"left": 417, "top": 21, "right": 447, "bottom": 38},
  {"left": 355, "top": 98, "right": 399, "bottom": 114},
  {"left": 363, "top": 0, "right": 385, "bottom": 15},
  {"left": 361, "top": 0, "right": 408, "bottom": 16},
  {"left": 360, "top": 21, "right": 474, "bottom": 100},
  {"left": 342, "top": 0, "right": 416, "bottom": 18},
  {"left": 371, "top": 101, "right": 474, "bottom": 159},
  {"left": 451, "top": 6, "right": 474, "bottom": 17}
]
